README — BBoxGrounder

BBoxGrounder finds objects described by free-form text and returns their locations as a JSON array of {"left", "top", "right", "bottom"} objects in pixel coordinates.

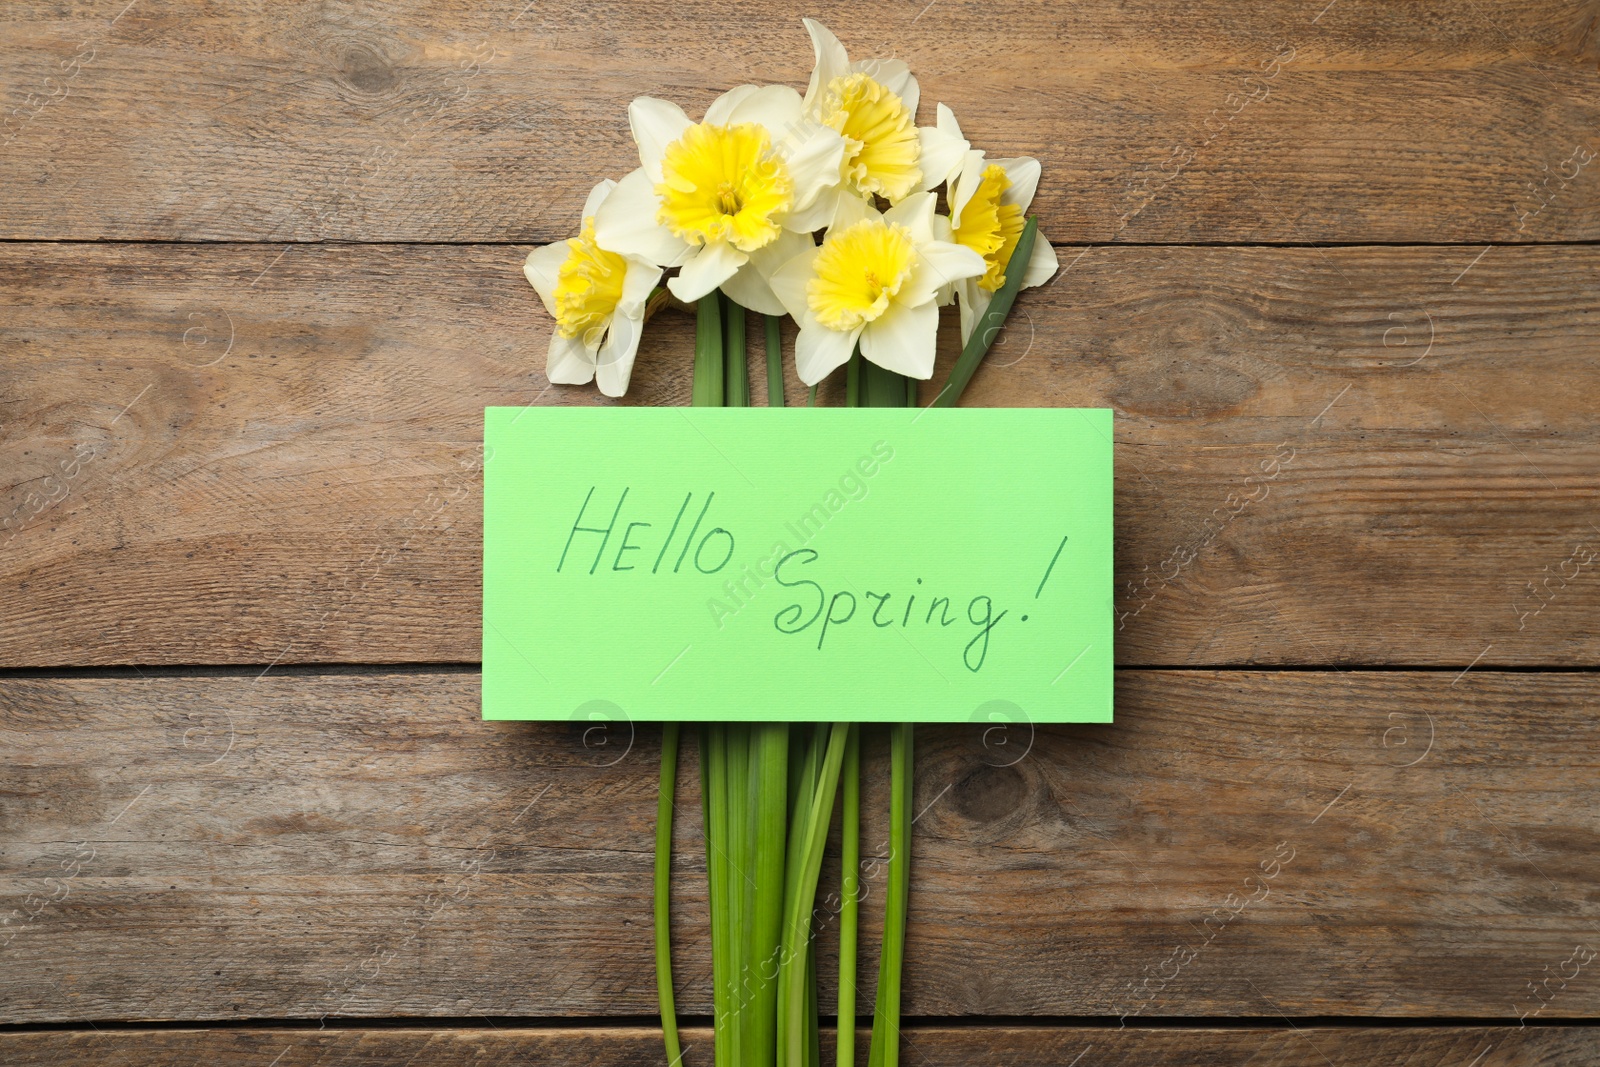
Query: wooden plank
[
  {"left": 0, "top": 1026, "right": 1593, "bottom": 1066},
  {"left": 5, "top": 242, "right": 1600, "bottom": 667},
  {"left": 3, "top": 671, "right": 1598, "bottom": 1023},
  {"left": 1, "top": 1, "right": 1597, "bottom": 243}
]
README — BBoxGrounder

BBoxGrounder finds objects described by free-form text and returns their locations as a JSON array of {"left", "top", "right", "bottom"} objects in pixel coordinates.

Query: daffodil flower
[
  {"left": 523, "top": 179, "right": 663, "bottom": 397},
  {"left": 938, "top": 109, "right": 1060, "bottom": 342},
  {"left": 800, "top": 19, "right": 968, "bottom": 208},
  {"left": 770, "top": 191, "right": 985, "bottom": 385},
  {"left": 593, "top": 87, "right": 847, "bottom": 315}
]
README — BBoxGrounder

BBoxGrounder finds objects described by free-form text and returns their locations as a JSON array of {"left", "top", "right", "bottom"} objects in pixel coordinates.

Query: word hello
[{"left": 557, "top": 487, "right": 736, "bottom": 576}]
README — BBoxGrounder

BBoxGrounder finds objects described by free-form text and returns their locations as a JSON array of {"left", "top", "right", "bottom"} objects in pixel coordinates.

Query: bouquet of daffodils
[{"left": 523, "top": 20, "right": 1058, "bottom": 1067}]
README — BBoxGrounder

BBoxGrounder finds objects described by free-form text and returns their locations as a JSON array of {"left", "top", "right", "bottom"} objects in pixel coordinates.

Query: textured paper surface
[{"left": 483, "top": 407, "right": 1112, "bottom": 724}]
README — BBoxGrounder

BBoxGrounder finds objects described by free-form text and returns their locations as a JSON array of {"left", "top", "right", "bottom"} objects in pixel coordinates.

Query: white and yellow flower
[
  {"left": 800, "top": 19, "right": 968, "bottom": 209},
  {"left": 938, "top": 109, "right": 1059, "bottom": 342},
  {"left": 770, "top": 191, "right": 985, "bottom": 385},
  {"left": 593, "top": 87, "right": 848, "bottom": 314},
  {"left": 523, "top": 179, "right": 663, "bottom": 397}
]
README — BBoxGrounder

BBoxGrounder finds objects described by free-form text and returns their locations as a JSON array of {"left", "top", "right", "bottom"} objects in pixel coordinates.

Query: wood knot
[
  {"left": 951, "top": 762, "right": 1029, "bottom": 823},
  {"left": 340, "top": 43, "right": 397, "bottom": 94}
]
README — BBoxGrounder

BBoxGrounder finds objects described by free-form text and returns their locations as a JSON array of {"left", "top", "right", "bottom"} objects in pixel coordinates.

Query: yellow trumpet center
[
  {"left": 951, "top": 163, "right": 1026, "bottom": 292},
  {"left": 817, "top": 73, "right": 922, "bottom": 203},
  {"left": 655, "top": 122, "right": 794, "bottom": 252},
  {"left": 807, "top": 218, "right": 916, "bottom": 332},
  {"left": 552, "top": 217, "right": 628, "bottom": 342}
]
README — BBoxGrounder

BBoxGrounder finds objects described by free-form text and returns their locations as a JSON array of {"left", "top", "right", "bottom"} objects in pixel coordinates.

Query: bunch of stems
[{"left": 655, "top": 231, "right": 1036, "bottom": 1065}]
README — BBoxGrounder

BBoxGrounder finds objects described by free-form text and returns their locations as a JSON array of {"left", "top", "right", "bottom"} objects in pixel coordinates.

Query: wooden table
[{"left": 4, "top": 1, "right": 1600, "bottom": 1063}]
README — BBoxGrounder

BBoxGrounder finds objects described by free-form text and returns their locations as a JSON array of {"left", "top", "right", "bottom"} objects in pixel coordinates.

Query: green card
[{"left": 483, "top": 407, "right": 1112, "bottom": 724}]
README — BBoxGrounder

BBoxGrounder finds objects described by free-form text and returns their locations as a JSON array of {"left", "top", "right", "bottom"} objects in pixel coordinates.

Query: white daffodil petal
[
  {"left": 723, "top": 230, "right": 811, "bottom": 317},
  {"left": 523, "top": 241, "right": 569, "bottom": 318},
  {"left": 830, "top": 189, "right": 879, "bottom": 230},
  {"left": 957, "top": 279, "right": 992, "bottom": 345},
  {"left": 785, "top": 186, "right": 841, "bottom": 233},
  {"left": 581, "top": 178, "right": 617, "bottom": 221},
  {"left": 884, "top": 190, "right": 937, "bottom": 244},
  {"left": 720, "top": 83, "right": 804, "bottom": 135},
  {"left": 782, "top": 122, "right": 849, "bottom": 213},
  {"left": 593, "top": 168, "right": 692, "bottom": 267},
  {"left": 546, "top": 329, "right": 596, "bottom": 385},
  {"left": 1022, "top": 234, "right": 1059, "bottom": 289},
  {"left": 858, "top": 59, "right": 917, "bottom": 116},
  {"left": 617, "top": 256, "right": 663, "bottom": 316},
  {"left": 860, "top": 298, "right": 939, "bottom": 379},
  {"left": 936, "top": 103, "right": 965, "bottom": 144},
  {"left": 629, "top": 96, "right": 693, "bottom": 181},
  {"left": 667, "top": 240, "right": 750, "bottom": 303},
  {"left": 802, "top": 19, "right": 850, "bottom": 112},
  {"left": 994, "top": 156, "right": 1043, "bottom": 212},
  {"left": 795, "top": 322, "right": 860, "bottom": 386},
  {"left": 594, "top": 307, "right": 646, "bottom": 397},
  {"left": 905, "top": 240, "right": 986, "bottom": 307},
  {"left": 704, "top": 84, "right": 762, "bottom": 126},
  {"left": 948, "top": 148, "right": 987, "bottom": 228},
  {"left": 769, "top": 244, "right": 823, "bottom": 322},
  {"left": 721, "top": 260, "right": 787, "bottom": 317},
  {"left": 915, "top": 122, "right": 968, "bottom": 194}
]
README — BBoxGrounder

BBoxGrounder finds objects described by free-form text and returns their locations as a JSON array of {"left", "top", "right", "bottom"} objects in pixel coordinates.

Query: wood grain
[
  {"left": 1, "top": 1, "right": 1597, "bottom": 243},
  {"left": 4, "top": 671, "right": 1597, "bottom": 1023},
  {"left": 0, "top": 1026, "right": 1593, "bottom": 1066},
  {"left": 5, "top": 242, "right": 1600, "bottom": 667}
]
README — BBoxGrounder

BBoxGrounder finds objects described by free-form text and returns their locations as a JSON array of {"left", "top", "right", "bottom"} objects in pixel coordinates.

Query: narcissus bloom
[
  {"left": 800, "top": 19, "right": 968, "bottom": 207},
  {"left": 523, "top": 179, "right": 663, "bottom": 397},
  {"left": 938, "top": 109, "right": 1059, "bottom": 342},
  {"left": 594, "top": 87, "right": 847, "bottom": 313},
  {"left": 770, "top": 192, "right": 985, "bottom": 385}
]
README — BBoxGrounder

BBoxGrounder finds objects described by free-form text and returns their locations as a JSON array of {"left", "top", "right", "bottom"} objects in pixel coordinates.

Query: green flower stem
[
  {"left": 934, "top": 216, "right": 1039, "bottom": 407},
  {"left": 727, "top": 722, "right": 751, "bottom": 1048},
  {"left": 805, "top": 939, "right": 820, "bottom": 1067},
  {"left": 808, "top": 384, "right": 817, "bottom": 408},
  {"left": 655, "top": 723, "right": 683, "bottom": 1067},
  {"left": 743, "top": 723, "right": 790, "bottom": 1067},
  {"left": 779, "top": 722, "right": 851, "bottom": 1067},
  {"left": 860, "top": 360, "right": 907, "bottom": 409},
  {"left": 777, "top": 725, "right": 823, "bottom": 1067},
  {"left": 695, "top": 291, "right": 725, "bottom": 407},
  {"left": 725, "top": 298, "right": 749, "bottom": 407},
  {"left": 765, "top": 314, "right": 785, "bottom": 407},
  {"left": 703, "top": 725, "right": 737, "bottom": 1067},
  {"left": 867, "top": 723, "right": 914, "bottom": 1067},
  {"left": 836, "top": 725, "right": 860, "bottom": 1067},
  {"left": 845, "top": 350, "right": 862, "bottom": 407}
]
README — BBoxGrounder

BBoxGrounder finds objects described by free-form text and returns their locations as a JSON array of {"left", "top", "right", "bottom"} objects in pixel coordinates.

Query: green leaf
[
  {"left": 934, "top": 216, "right": 1040, "bottom": 407},
  {"left": 779, "top": 722, "right": 850, "bottom": 1067}
]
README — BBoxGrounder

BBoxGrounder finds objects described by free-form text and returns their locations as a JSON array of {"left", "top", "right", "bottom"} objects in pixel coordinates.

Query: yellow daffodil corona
[
  {"left": 552, "top": 218, "right": 629, "bottom": 341},
  {"left": 950, "top": 164, "right": 1026, "bottom": 292},
  {"left": 807, "top": 219, "right": 916, "bottom": 332},
  {"left": 655, "top": 123, "right": 794, "bottom": 252},
  {"left": 817, "top": 72, "right": 922, "bottom": 202}
]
